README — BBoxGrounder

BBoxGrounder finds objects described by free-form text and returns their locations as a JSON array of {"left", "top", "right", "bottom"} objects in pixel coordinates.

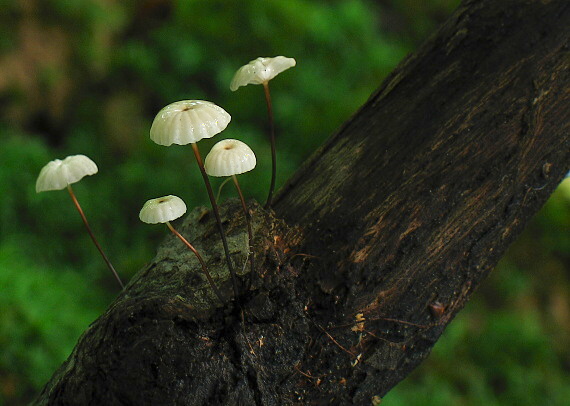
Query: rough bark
[{"left": 35, "top": 0, "right": 569, "bottom": 405}]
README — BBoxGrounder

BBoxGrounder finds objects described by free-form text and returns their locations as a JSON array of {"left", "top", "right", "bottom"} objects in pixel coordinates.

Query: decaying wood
[{"left": 35, "top": 0, "right": 569, "bottom": 404}]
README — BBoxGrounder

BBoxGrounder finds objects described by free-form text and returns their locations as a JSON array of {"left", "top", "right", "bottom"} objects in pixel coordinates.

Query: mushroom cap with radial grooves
[
  {"left": 204, "top": 139, "right": 257, "bottom": 177},
  {"left": 150, "top": 100, "right": 231, "bottom": 146},
  {"left": 36, "top": 154, "right": 98, "bottom": 193},
  {"left": 230, "top": 56, "right": 296, "bottom": 91},
  {"left": 139, "top": 195, "right": 187, "bottom": 224}
]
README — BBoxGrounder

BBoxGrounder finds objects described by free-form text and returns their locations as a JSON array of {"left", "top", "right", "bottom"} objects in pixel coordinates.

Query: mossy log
[{"left": 34, "top": 0, "right": 569, "bottom": 404}]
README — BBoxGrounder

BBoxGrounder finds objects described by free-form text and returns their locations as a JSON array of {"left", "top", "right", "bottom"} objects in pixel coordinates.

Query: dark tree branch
[{"left": 35, "top": 0, "right": 569, "bottom": 404}]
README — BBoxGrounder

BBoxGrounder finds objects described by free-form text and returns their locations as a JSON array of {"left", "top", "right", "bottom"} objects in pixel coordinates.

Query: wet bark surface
[{"left": 35, "top": 0, "right": 569, "bottom": 405}]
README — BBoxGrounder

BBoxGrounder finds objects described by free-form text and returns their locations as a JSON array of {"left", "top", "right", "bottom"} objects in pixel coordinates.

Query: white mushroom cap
[
  {"left": 36, "top": 154, "right": 98, "bottom": 193},
  {"left": 230, "top": 56, "right": 296, "bottom": 91},
  {"left": 139, "top": 195, "right": 187, "bottom": 224},
  {"left": 150, "top": 100, "right": 231, "bottom": 146},
  {"left": 204, "top": 139, "right": 257, "bottom": 177}
]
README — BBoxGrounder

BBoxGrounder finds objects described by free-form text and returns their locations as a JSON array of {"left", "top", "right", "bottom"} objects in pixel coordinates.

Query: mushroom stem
[
  {"left": 232, "top": 175, "right": 255, "bottom": 287},
  {"left": 262, "top": 81, "right": 276, "bottom": 209},
  {"left": 216, "top": 177, "right": 232, "bottom": 204},
  {"left": 191, "top": 142, "right": 240, "bottom": 299},
  {"left": 66, "top": 185, "right": 124, "bottom": 290},
  {"left": 166, "top": 222, "right": 225, "bottom": 304}
]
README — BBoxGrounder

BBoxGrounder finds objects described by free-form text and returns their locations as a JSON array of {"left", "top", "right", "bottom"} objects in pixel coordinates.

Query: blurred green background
[{"left": 0, "top": 0, "right": 568, "bottom": 404}]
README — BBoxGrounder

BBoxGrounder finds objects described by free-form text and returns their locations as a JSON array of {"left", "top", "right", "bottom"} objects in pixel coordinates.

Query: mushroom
[
  {"left": 150, "top": 100, "right": 240, "bottom": 298},
  {"left": 230, "top": 56, "right": 296, "bottom": 208},
  {"left": 139, "top": 195, "right": 224, "bottom": 304},
  {"left": 150, "top": 100, "right": 231, "bottom": 147},
  {"left": 36, "top": 154, "right": 125, "bottom": 290},
  {"left": 204, "top": 139, "right": 256, "bottom": 281},
  {"left": 230, "top": 56, "right": 296, "bottom": 91}
]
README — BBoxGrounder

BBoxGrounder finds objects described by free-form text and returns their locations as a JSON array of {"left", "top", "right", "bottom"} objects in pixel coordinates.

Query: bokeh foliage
[{"left": 0, "top": 0, "right": 568, "bottom": 404}]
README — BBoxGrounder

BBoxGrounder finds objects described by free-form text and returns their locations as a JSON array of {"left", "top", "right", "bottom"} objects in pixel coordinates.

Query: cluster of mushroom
[
  {"left": 143, "top": 100, "right": 257, "bottom": 302},
  {"left": 35, "top": 56, "right": 296, "bottom": 303}
]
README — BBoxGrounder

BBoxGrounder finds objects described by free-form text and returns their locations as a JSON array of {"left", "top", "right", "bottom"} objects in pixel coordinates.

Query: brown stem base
[{"left": 166, "top": 222, "right": 225, "bottom": 304}]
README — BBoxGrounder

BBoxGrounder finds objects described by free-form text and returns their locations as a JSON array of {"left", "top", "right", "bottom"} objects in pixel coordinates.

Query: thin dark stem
[
  {"left": 67, "top": 185, "right": 124, "bottom": 290},
  {"left": 232, "top": 175, "right": 255, "bottom": 288},
  {"left": 191, "top": 143, "right": 240, "bottom": 299},
  {"left": 166, "top": 222, "right": 225, "bottom": 304},
  {"left": 263, "top": 82, "right": 276, "bottom": 209}
]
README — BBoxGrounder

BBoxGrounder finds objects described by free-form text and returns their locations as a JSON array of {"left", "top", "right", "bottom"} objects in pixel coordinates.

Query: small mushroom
[
  {"left": 230, "top": 56, "right": 296, "bottom": 208},
  {"left": 36, "top": 155, "right": 124, "bottom": 290},
  {"left": 230, "top": 56, "right": 296, "bottom": 91},
  {"left": 139, "top": 195, "right": 224, "bottom": 304},
  {"left": 150, "top": 100, "right": 240, "bottom": 299},
  {"left": 150, "top": 100, "right": 231, "bottom": 146},
  {"left": 204, "top": 139, "right": 256, "bottom": 177},
  {"left": 205, "top": 139, "right": 256, "bottom": 283}
]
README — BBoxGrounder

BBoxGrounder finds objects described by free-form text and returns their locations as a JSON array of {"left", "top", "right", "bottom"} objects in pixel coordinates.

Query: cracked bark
[{"left": 34, "top": 0, "right": 569, "bottom": 404}]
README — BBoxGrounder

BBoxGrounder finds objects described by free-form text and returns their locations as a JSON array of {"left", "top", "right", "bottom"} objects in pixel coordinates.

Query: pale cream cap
[
  {"left": 139, "top": 195, "right": 187, "bottom": 224},
  {"left": 150, "top": 100, "right": 231, "bottom": 146},
  {"left": 204, "top": 139, "right": 256, "bottom": 177},
  {"left": 36, "top": 154, "right": 98, "bottom": 193},
  {"left": 230, "top": 56, "right": 296, "bottom": 91}
]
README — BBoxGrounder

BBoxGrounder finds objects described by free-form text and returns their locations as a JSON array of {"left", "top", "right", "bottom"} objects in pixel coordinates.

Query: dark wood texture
[{"left": 34, "top": 0, "right": 569, "bottom": 404}]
